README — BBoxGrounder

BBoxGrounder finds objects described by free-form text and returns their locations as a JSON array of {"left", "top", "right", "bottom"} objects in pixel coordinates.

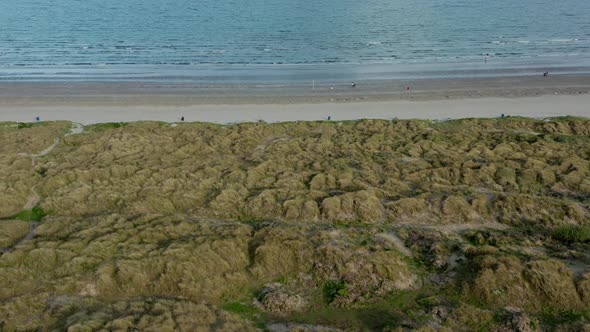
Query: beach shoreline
[{"left": 0, "top": 74, "right": 588, "bottom": 124}]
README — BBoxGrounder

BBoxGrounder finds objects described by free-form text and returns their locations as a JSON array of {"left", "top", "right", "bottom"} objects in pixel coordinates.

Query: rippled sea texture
[{"left": 0, "top": 0, "right": 589, "bottom": 67}]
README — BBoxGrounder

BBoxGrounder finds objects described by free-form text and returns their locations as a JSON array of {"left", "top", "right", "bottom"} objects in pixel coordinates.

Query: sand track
[{"left": 19, "top": 123, "right": 84, "bottom": 212}]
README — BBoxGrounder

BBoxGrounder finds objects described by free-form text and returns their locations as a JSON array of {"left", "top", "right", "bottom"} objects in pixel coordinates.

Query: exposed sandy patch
[{"left": 375, "top": 232, "right": 413, "bottom": 257}]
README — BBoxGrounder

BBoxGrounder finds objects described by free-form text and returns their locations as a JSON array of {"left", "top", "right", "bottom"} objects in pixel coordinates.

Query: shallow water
[{"left": 1, "top": 0, "right": 589, "bottom": 81}]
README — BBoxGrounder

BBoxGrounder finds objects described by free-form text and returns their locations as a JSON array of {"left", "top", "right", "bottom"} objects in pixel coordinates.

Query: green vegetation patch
[
  {"left": 283, "top": 305, "right": 402, "bottom": 331},
  {"left": 17, "top": 122, "right": 35, "bottom": 129},
  {"left": 222, "top": 302, "right": 259, "bottom": 316},
  {"left": 36, "top": 167, "right": 47, "bottom": 178},
  {"left": 14, "top": 206, "right": 46, "bottom": 222},
  {"left": 14, "top": 122, "right": 51, "bottom": 130},
  {"left": 86, "top": 122, "right": 128, "bottom": 132},
  {"left": 552, "top": 225, "right": 590, "bottom": 244},
  {"left": 322, "top": 280, "right": 348, "bottom": 304},
  {"left": 538, "top": 307, "right": 590, "bottom": 329},
  {"left": 281, "top": 288, "right": 438, "bottom": 330}
]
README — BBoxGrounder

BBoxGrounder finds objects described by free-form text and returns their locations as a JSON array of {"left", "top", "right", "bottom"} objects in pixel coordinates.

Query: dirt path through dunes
[
  {"left": 18, "top": 137, "right": 60, "bottom": 209},
  {"left": 1, "top": 221, "right": 39, "bottom": 256},
  {"left": 376, "top": 223, "right": 508, "bottom": 258},
  {"left": 66, "top": 122, "right": 84, "bottom": 136},
  {"left": 22, "top": 187, "right": 40, "bottom": 210},
  {"left": 3, "top": 123, "right": 87, "bottom": 255},
  {"left": 31, "top": 137, "right": 60, "bottom": 166},
  {"left": 375, "top": 232, "right": 414, "bottom": 257},
  {"left": 19, "top": 122, "right": 85, "bottom": 212}
]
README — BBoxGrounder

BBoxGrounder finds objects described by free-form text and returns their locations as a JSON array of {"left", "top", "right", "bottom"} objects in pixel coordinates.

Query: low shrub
[
  {"left": 323, "top": 280, "right": 348, "bottom": 304},
  {"left": 17, "top": 122, "right": 34, "bottom": 129},
  {"left": 552, "top": 225, "right": 590, "bottom": 244}
]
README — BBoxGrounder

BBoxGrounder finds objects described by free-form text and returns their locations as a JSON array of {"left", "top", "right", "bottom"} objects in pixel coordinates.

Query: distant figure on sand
[
  {"left": 327, "top": 116, "right": 331, "bottom": 120},
  {"left": 543, "top": 71, "right": 549, "bottom": 77},
  {"left": 181, "top": 116, "right": 185, "bottom": 121},
  {"left": 351, "top": 82, "right": 357, "bottom": 88}
]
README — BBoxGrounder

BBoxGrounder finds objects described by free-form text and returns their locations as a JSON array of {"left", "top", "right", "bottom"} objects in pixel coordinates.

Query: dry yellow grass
[
  {"left": 0, "top": 117, "right": 589, "bottom": 330},
  {"left": 467, "top": 256, "right": 584, "bottom": 311},
  {"left": 21, "top": 118, "right": 588, "bottom": 226},
  {"left": 0, "top": 220, "right": 29, "bottom": 248},
  {"left": 0, "top": 122, "right": 70, "bottom": 218}
]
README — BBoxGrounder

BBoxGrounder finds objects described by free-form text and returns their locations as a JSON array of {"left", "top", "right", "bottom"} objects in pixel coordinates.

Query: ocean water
[{"left": 1, "top": 0, "right": 590, "bottom": 81}]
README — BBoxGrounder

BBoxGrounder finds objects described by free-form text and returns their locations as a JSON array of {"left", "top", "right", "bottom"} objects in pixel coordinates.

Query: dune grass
[
  {"left": 0, "top": 117, "right": 589, "bottom": 330},
  {"left": 553, "top": 225, "right": 590, "bottom": 244}
]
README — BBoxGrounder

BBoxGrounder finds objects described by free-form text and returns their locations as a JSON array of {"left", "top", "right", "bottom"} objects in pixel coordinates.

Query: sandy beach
[
  {"left": 0, "top": 75, "right": 589, "bottom": 124},
  {"left": 0, "top": 95, "right": 588, "bottom": 125}
]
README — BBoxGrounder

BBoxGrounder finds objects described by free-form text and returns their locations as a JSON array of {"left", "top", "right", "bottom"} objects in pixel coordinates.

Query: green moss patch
[{"left": 14, "top": 206, "right": 46, "bottom": 222}]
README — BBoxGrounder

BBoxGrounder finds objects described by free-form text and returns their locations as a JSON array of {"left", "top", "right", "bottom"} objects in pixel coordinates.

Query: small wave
[
  {"left": 367, "top": 41, "right": 382, "bottom": 45},
  {"left": 412, "top": 49, "right": 435, "bottom": 54},
  {"left": 64, "top": 62, "right": 93, "bottom": 66},
  {"left": 548, "top": 38, "right": 575, "bottom": 42},
  {"left": 494, "top": 52, "right": 522, "bottom": 56}
]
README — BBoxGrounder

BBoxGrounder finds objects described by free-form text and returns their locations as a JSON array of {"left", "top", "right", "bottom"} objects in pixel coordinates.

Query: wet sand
[{"left": 0, "top": 74, "right": 589, "bottom": 124}]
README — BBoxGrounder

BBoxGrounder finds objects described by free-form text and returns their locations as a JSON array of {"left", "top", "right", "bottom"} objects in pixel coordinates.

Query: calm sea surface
[{"left": 1, "top": 0, "right": 590, "bottom": 81}]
